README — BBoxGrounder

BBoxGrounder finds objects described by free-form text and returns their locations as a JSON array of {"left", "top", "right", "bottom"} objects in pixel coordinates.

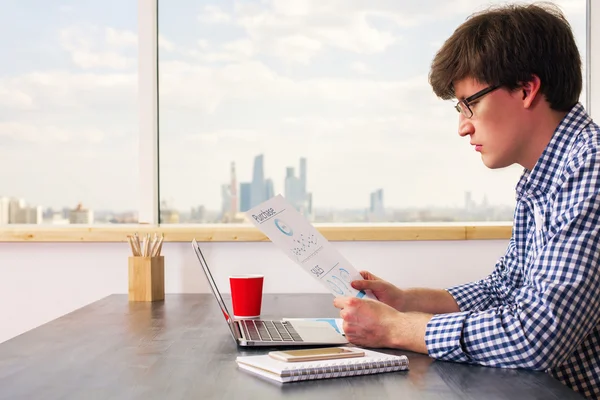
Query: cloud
[
  {"left": 0, "top": 69, "right": 136, "bottom": 124},
  {"left": 159, "top": 49, "right": 436, "bottom": 115},
  {"left": 159, "top": 34, "right": 175, "bottom": 51},
  {"left": 0, "top": 86, "right": 34, "bottom": 109},
  {"left": 228, "top": 0, "right": 581, "bottom": 63},
  {"left": 0, "top": 122, "right": 107, "bottom": 145},
  {"left": 190, "top": 1, "right": 584, "bottom": 69},
  {"left": 223, "top": 39, "right": 255, "bottom": 58},
  {"left": 234, "top": 1, "right": 398, "bottom": 61},
  {"left": 70, "top": 51, "right": 133, "bottom": 69},
  {"left": 197, "top": 39, "right": 209, "bottom": 49},
  {"left": 188, "top": 39, "right": 256, "bottom": 63},
  {"left": 184, "top": 129, "right": 265, "bottom": 144},
  {"left": 271, "top": 35, "right": 322, "bottom": 64},
  {"left": 105, "top": 27, "right": 137, "bottom": 47},
  {"left": 159, "top": 59, "right": 300, "bottom": 113},
  {"left": 59, "top": 5, "right": 73, "bottom": 13},
  {"left": 350, "top": 61, "right": 370, "bottom": 74},
  {"left": 198, "top": 5, "right": 232, "bottom": 24},
  {"left": 60, "top": 26, "right": 136, "bottom": 69}
]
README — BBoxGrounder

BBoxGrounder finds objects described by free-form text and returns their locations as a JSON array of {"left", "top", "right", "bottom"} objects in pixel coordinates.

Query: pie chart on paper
[{"left": 274, "top": 218, "right": 294, "bottom": 236}]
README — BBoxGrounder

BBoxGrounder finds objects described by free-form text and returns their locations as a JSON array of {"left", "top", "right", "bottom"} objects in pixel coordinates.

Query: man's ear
[{"left": 521, "top": 74, "right": 541, "bottom": 109}]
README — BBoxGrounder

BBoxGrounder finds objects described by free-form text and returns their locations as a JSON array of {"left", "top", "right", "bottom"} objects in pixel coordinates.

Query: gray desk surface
[{"left": 0, "top": 294, "right": 583, "bottom": 400}]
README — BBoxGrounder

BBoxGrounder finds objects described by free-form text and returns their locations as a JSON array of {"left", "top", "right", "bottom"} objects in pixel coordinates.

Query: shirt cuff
[{"left": 425, "top": 311, "right": 471, "bottom": 362}]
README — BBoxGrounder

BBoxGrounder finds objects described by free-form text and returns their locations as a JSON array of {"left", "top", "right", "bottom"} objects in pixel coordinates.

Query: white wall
[{"left": 0, "top": 240, "right": 507, "bottom": 344}]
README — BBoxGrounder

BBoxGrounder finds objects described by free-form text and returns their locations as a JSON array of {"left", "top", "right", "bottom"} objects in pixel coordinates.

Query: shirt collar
[{"left": 515, "top": 102, "right": 592, "bottom": 199}]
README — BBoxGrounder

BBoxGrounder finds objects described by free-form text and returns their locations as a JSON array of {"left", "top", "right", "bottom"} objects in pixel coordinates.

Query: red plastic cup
[{"left": 229, "top": 275, "right": 264, "bottom": 318}]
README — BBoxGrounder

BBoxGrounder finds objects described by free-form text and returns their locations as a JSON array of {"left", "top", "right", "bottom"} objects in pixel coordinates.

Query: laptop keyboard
[{"left": 241, "top": 320, "right": 303, "bottom": 342}]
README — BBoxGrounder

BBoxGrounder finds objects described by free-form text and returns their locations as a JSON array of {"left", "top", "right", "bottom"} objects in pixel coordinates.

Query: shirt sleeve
[
  {"left": 446, "top": 237, "right": 519, "bottom": 312},
  {"left": 425, "top": 149, "right": 600, "bottom": 370}
]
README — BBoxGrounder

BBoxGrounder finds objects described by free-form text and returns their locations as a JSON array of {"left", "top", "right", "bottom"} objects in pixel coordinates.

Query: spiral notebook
[{"left": 236, "top": 348, "right": 409, "bottom": 383}]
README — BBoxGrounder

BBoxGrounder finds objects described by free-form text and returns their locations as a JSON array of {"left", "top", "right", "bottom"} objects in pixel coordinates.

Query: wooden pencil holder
[{"left": 128, "top": 256, "right": 165, "bottom": 302}]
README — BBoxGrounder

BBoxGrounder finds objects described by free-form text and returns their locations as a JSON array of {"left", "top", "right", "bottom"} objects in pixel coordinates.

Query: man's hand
[
  {"left": 351, "top": 271, "right": 405, "bottom": 311},
  {"left": 333, "top": 296, "right": 432, "bottom": 353},
  {"left": 333, "top": 296, "right": 402, "bottom": 348}
]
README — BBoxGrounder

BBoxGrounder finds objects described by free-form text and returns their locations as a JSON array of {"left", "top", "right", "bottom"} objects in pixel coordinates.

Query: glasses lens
[{"left": 455, "top": 102, "right": 472, "bottom": 118}]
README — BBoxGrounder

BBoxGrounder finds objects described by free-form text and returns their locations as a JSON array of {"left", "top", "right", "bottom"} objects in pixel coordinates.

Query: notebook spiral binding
[{"left": 282, "top": 356, "right": 409, "bottom": 382}]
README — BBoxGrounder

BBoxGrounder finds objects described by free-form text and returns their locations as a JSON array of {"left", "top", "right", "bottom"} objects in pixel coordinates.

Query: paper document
[{"left": 245, "top": 195, "right": 376, "bottom": 299}]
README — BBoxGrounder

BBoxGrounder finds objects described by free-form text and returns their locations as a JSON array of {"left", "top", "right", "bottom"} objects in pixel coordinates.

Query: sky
[{"left": 0, "top": 0, "right": 588, "bottom": 212}]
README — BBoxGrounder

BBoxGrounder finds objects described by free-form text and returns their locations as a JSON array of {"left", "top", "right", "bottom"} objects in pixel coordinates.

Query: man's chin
[{"left": 481, "top": 155, "right": 512, "bottom": 169}]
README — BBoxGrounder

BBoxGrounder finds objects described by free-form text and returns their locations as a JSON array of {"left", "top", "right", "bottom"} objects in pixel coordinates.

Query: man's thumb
[{"left": 352, "top": 279, "right": 377, "bottom": 290}]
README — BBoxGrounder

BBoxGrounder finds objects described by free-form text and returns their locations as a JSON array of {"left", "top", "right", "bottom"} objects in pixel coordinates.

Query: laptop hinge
[{"left": 234, "top": 320, "right": 247, "bottom": 341}]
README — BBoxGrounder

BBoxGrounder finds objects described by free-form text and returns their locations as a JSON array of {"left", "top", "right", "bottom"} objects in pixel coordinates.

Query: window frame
[{"left": 0, "top": 223, "right": 512, "bottom": 242}]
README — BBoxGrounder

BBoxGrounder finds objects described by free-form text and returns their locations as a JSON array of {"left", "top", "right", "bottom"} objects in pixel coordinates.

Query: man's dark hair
[{"left": 429, "top": 2, "right": 582, "bottom": 111}]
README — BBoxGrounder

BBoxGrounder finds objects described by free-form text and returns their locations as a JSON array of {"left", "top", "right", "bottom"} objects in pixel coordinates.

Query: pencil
[
  {"left": 134, "top": 233, "right": 141, "bottom": 256},
  {"left": 141, "top": 234, "right": 146, "bottom": 257},
  {"left": 145, "top": 233, "right": 151, "bottom": 256},
  {"left": 154, "top": 234, "right": 164, "bottom": 256},
  {"left": 127, "top": 235, "right": 137, "bottom": 256},
  {"left": 150, "top": 233, "right": 158, "bottom": 257},
  {"left": 130, "top": 234, "right": 141, "bottom": 256}
]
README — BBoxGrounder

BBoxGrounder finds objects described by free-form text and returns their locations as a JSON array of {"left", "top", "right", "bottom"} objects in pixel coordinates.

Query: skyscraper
[
  {"left": 240, "top": 182, "right": 252, "bottom": 212},
  {"left": 1, "top": 198, "right": 43, "bottom": 224},
  {"left": 230, "top": 161, "right": 238, "bottom": 215},
  {"left": 369, "top": 189, "right": 384, "bottom": 221},
  {"left": 160, "top": 199, "right": 180, "bottom": 224},
  {"left": 69, "top": 203, "right": 94, "bottom": 224},
  {"left": 15, "top": 206, "right": 43, "bottom": 224},
  {"left": 190, "top": 205, "right": 206, "bottom": 223},
  {"left": 265, "top": 178, "right": 274, "bottom": 200},
  {"left": 299, "top": 157, "right": 307, "bottom": 195},
  {"left": 9, "top": 198, "right": 25, "bottom": 223},
  {"left": 285, "top": 167, "right": 298, "bottom": 205},
  {"left": 284, "top": 159, "right": 312, "bottom": 217},
  {"left": 220, "top": 183, "right": 232, "bottom": 219},
  {"left": 464, "top": 191, "right": 474, "bottom": 211},
  {"left": 251, "top": 154, "right": 265, "bottom": 208}
]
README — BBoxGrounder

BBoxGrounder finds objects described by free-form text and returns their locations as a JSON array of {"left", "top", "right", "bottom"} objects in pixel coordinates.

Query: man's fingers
[
  {"left": 352, "top": 278, "right": 381, "bottom": 291},
  {"left": 339, "top": 308, "right": 351, "bottom": 321},
  {"left": 333, "top": 296, "right": 352, "bottom": 309},
  {"left": 360, "top": 270, "right": 381, "bottom": 281},
  {"left": 333, "top": 298, "right": 342, "bottom": 309},
  {"left": 351, "top": 280, "right": 366, "bottom": 289}
]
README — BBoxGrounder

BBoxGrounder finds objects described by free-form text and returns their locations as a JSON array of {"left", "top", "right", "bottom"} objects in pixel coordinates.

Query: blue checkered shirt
[{"left": 425, "top": 103, "right": 600, "bottom": 399}]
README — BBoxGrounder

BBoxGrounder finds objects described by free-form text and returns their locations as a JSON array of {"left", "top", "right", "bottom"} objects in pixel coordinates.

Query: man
[{"left": 333, "top": 3, "right": 600, "bottom": 399}]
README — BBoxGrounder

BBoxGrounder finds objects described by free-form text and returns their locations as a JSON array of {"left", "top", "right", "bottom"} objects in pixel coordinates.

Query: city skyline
[
  {"left": 0, "top": 194, "right": 513, "bottom": 225},
  {"left": 0, "top": 153, "right": 523, "bottom": 215},
  {"left": 1, "top": 158, "right": 514, "bottom": 224}
]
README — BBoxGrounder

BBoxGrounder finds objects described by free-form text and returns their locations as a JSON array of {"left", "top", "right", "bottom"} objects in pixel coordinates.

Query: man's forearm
[
  {"left": 402, "top": 288, "right": 460, "bottom": 314},
  {"left": 391, "top": 312, "right": 432, "bottom": 354}
]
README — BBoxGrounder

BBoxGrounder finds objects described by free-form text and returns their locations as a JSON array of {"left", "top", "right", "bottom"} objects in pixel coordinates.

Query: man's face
[{"left": 454, "top": 77, "right": 527, "bottom": 169}]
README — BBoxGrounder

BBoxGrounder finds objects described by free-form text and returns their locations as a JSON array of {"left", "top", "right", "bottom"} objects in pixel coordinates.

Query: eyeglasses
[{"left": 455, "top": 85, "right": 501, "bottom": 118}]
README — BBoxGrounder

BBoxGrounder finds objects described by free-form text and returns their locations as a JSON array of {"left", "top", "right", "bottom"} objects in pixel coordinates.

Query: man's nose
[{"left": 458, "top": 115, "right": 474, "bottom": 137}]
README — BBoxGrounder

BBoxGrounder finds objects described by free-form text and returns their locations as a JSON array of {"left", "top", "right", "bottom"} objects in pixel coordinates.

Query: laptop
[{"left": 192, "top": 239, "right": 348, "bottom": 347}]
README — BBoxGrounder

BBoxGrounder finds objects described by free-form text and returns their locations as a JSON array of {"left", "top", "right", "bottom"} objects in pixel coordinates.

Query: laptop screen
[{"left": 192, "top": 239, "right": 238, "bottom": 341}]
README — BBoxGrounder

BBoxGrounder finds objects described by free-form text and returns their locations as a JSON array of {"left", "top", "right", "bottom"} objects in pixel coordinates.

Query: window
[
  {"left": 1, "top": 1, "right": 589, "bottom": 229},
  {"left": 157, "top": 1, "right": 587, "bottom": 224},
  {"left": 0, "top": 1, "right": 139, "bottom": 225}
]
